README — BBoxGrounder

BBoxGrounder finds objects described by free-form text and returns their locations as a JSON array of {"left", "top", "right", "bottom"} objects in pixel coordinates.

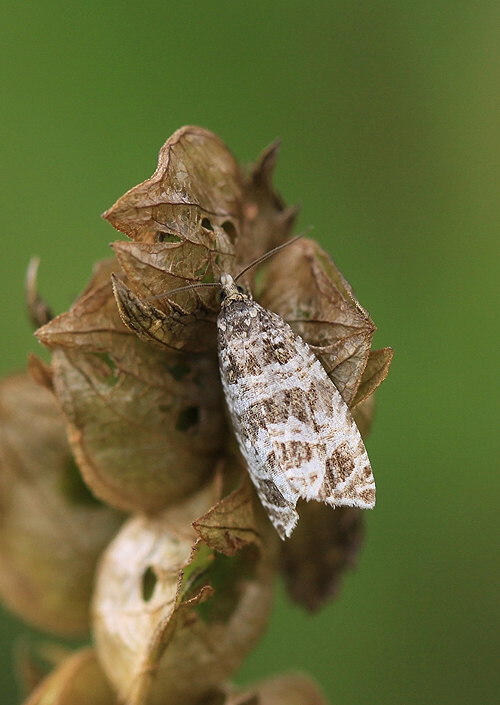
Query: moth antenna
[
  {"left": 142, "top": 281, "right": 219, "bottom": 304},
  {"left": 234, "top": 228, "right": 312, "bottom": 283}
]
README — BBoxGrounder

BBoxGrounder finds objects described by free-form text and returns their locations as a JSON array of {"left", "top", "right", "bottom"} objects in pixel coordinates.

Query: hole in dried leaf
[
  {"left": 200, "top": 691, "right": 228, "bottom": 705},
  {"left": 201, "top": 217, "right": 214, "bottom": 231},
  {"left": 195, "top": 263, "right": 209, "bottom": 278},
  {"left": 141, "top": 566, "right": 158, "bottom": 602},
  {"left": 92, "top": 353, "right": 119, "bottom": 385},
  {"left": 60, "top": 457, "right": 103, "bottom": 506},
  {"left": 155, "top": 231, "right": 182, "bottom": 243},
  {"left": 176, "top": 406, "right": 200, "bottom": 432},
  {"left": 221, "top": 220, "right": 237, "bottom": 243},
  {"left": 167, "top": 362, "right": 191, "bottom": 381}
]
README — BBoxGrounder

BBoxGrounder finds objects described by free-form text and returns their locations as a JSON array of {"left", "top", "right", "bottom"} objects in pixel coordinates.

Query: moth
[
  {"left": 131, "top": 236, "right": 376, "bottom": 539},
  {"left": 216, "top": 270, "right": 375, "bottom": 540}
]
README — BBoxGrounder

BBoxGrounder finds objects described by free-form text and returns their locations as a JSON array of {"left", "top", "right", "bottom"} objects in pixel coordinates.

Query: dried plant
[{"left": 0, "top": 127, "right": 392, "bottom": 704}]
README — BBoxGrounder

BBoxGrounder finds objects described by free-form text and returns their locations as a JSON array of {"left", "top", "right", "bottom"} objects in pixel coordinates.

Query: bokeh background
[{"left": 1, "top": 2, "right": 499, "bottom": 704}]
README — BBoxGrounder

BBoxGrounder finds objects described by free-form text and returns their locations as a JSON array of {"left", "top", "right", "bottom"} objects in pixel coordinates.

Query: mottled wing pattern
[{"left": 217, "top": 293, "right": 375, "bottom": 540}]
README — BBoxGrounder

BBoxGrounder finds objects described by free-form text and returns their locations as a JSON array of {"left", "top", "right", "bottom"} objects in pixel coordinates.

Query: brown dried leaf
[
  {"left": 111, "top": 271, "right": 217, "bottom": 354},
  {"left": 193, "top": 476, "right": 261, "bottom": 556},
  {"left": 93, "top": 483, "right": 277, "bottom": 705},
  {"left": 28, "top": 352, "right": 54, "bottom": 392},
  {"left": 101, "top": 134, "right": 300, "bottom": 352},
  {"left": 36, "top": 257, "right": 215, "bottom": 376},
  {"left": 25, "top": 257, "right": 53, "bottom": 328},
  {"left": 111, "top": 238, "right": 233, "bottom": 308},
  {"left": 260, "top": 238, "right": 376, "bottom": 406},
  {"left": 22, "top": 648, "right": 115, "bottom": 705},
  {"left": 80, "top": 257, "right": 120, "bottom": 295},
  {"left": 106, "top": 229, "right": 235, "bottom": 353},
  {"left": 351, "top": 346, "right": 394, "bottom": 409},
  {"left": 50, "top": 346, "right": 225, "bottom": 514},
  {"left": 102, "top": 126, "right": 243, "bottom": 245},
  {"left": 237, "top": 141, "right": 299, "bottom": 271},
  {"left": 36, "top": 258, "right": 226, "bottom": 513},
  {"left": 35, "top": 259, "right": 130, "bottom": 354},
  {"left": 280, "top": 501, "right": 364, "bottom": 612},
  {"left": 351, "top": 392, "right": 376, "bottom": 439},
  {"left": 0, "top": 373, "right": 123, "bottom": 636},
  {"left": 223, "top": 673, "right": 329, "bottom": 705}
]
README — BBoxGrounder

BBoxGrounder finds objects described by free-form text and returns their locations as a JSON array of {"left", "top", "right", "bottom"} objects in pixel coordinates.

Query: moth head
[{"left": 219, "top": 273, "right": 249, "bottom": 306}]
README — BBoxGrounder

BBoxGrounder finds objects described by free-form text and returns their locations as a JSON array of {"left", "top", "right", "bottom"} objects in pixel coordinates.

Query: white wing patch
[{"left": 217, "top": 274, "right": 375, "bottom": 540}]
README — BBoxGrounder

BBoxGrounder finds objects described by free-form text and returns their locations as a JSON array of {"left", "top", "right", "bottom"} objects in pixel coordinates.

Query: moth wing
[
  {"left": 262, "top": 348, "right": 376, "bottom": 512},
  {"left": 222, "top": 392, "right": 301, "bottom": 540},
  {"left": 240, "top": 316, "right": 375, "bottom": 532},
  {"left": 218, "top": 299, "right": 375, "bottom": 540}
]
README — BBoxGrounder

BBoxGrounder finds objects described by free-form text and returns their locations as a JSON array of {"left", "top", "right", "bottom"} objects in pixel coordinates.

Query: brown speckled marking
[
  {"left": 275, "top": 440, "right": 315, "bottom": 468},
  {"left": 281, "top": 388, "right": 311, "bottom": 424},
  {"left": 260, "top": 336, "right": 295, "bottom": 366},
  {"left": 330, "top": 442, "right": 356, "bottom": 482},
  {"left": 257, "top": 478, "right": 289, "bottom": 508},
  {"left": 362, "top": 464, "right": 373, "bottom": 481},
  {"left": 359, "top": 487, "right": 376, "bottom": 504}
]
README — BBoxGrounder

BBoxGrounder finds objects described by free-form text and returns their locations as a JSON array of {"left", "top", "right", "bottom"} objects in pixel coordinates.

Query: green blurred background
[{"left": 1, "top": 2, "right": 499, "bottom": 703}]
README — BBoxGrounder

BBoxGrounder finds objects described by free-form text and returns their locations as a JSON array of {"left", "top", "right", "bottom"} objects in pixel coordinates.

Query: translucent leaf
[
  {"left": 351, "top": 346, "right": 394, "bottom": 409},
  {"left": 102, "top": 126, "right": 243, "bottom": 245},
  {"left": 50, "top": 347, "right": 225, "bottom": 513},
  {"left": 193, "top": 476, "right": 263, "bottom": 556},
  {"left": 0, "top": 373, "right": 123, "bottom": 636},
  {"left": 111, "top": 238, "right": 234, "bottom": 310},
  {"left": 35, "top": 258, "right": 131, "bottom": 355},
  {"left": 259, "top": 238, "right": 376, "bottom": 406},
  {"left": 280, "top": 502, "right": 364, "bottom": 612},
  {"left": 22, "top": 648, "right": 115, "bottom": 705},
  {"left": 111, "top": 271, "right": 217, "bottom": 353},
  {"left": 36, "top": 259, "right": 226, "bottom": 513},
  {"left": 93, "top": 483, "right": 277, "bottom": 705}
]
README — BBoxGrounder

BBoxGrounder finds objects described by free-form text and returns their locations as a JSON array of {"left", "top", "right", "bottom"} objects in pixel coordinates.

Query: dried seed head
[{"left": 21, "top": 648, "right": 115, "bottom": 705}]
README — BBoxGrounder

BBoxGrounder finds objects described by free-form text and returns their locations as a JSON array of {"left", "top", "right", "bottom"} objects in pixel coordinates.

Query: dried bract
[
  {"left": 93, "top": 478, "right": 278, "bottom": 705},
  {"left": 223, "top": 672, "right": 328, "bottom": 705},
  {"left": 36, "top": 259, "right": 226, "bottom": 513},
  {"left": 0, "top": 373, "right": 123, "bottom": 636},
  {"left": 21, "top": 648, "right": 115, "bottom": 705}
]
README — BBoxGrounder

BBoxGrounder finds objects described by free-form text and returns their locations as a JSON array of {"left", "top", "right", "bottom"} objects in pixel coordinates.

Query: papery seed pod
[
  {"left": 93, "top": 473, "right": 279, "bottom": 705},
  {"left": 36, "top": 259, "right": 227, "bottom": 514},
  {"left": 223, "top": 672, "right": 329, "bottom": 705},
  {"left": 21, "top": 648, "right": 115, "bottom": 705},
  {"left": 0, "top": 372, "right": 123, "bottom": 636},
  {"left": 103, "top": 126, "right": 244, "bottom": 247}
]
